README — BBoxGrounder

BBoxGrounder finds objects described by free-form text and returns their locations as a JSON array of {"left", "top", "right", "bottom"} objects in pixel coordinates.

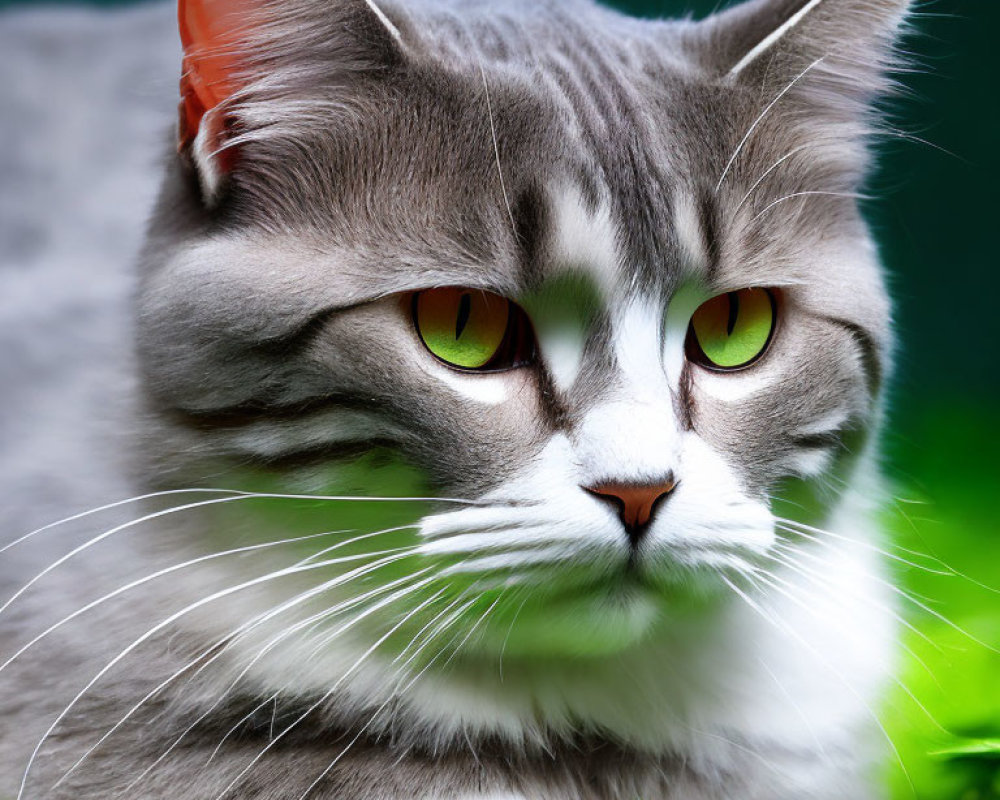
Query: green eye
[
  {"left": 412, "top": 288, "right": 534, "bottom": 371},
  {"left": 686, "top": 288, "right": 776, "bottom": 370}
]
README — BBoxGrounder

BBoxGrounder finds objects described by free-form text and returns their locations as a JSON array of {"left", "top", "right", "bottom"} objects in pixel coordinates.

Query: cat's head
[{"left": 136, "top": 0, "right": 906, "bottom": 664}]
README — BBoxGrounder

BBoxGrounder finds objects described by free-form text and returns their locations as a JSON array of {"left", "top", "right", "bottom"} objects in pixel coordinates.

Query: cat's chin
[{"left": 448, "top": 567, "right": 725, "bottom": 661}]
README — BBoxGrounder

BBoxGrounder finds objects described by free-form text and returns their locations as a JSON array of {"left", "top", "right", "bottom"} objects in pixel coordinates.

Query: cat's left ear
[{"left": 690, "top": 0, "right": 912, "bottom": 111}]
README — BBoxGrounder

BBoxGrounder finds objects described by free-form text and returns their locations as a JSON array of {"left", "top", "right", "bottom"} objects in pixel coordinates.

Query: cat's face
[{"left": 137, "top": 0, "right": 897, "bottom": 664}]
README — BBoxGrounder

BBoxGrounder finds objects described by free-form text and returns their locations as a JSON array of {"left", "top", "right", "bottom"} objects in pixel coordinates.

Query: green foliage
[{"left": 882, "top": 403, "right": 1000, "bottom": 799}]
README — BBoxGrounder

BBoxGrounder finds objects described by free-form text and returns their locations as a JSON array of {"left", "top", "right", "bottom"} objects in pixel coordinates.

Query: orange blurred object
[{"left": 177, "top": 0, "right": 245, "bottom": 151}]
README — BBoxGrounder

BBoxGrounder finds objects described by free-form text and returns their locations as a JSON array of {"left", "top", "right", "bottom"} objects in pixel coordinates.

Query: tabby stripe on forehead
[
  {"left": 698, "top": 189, "right": 723, "bottom": 282},
  {"left": 512, "top": 187, "right": 549, "bottom": 289},
  {"left": 542, "top": 19, "right": 677, "bottom": 289}
]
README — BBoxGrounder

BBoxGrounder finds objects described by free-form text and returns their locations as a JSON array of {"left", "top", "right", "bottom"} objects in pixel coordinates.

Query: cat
[{"left": 0, "top": 0, "right": 914, "bottom": 797}]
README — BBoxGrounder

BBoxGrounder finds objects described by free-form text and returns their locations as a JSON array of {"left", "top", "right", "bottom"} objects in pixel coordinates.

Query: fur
[{"left": 0, "top": 0, "right": 913, "bottom": 797}]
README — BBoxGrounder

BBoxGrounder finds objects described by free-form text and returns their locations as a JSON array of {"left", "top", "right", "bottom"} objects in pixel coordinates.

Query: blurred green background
[{"left": 2, "top": 0, "right": 996, "bottom": 796}]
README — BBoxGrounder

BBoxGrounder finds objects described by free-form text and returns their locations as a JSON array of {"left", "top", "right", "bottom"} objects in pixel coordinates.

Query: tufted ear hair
[
  {"left": 177, "top": 0, "right": 406, "bottom": 205},
  {"left": 689, "top": 0, "right": 912, "bottom": 123},
  {"left": 683, "top": 0, "right": 913, "bottom": 191},
  {"left": 178, "top": 0, "right": 259, "bottom": 201},
  {"left": 699, "top": 0, "right": 911, "bottom": 81}
]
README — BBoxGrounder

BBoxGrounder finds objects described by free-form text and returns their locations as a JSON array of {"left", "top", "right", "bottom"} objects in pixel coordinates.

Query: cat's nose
[{"left": 583, "top": 476, "right": 677, "bottom": 547}]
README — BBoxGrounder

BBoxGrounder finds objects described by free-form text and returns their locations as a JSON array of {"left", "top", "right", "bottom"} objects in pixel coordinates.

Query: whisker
[
  {"left": 715, "top": 57, "right": 824, "bottom": 192},
  {"left": 119, "top": 569, "right": 423, "bottom": 796},
  {"left": 0, "top": 527, "right": 396, "bottom": 677},
  {"left": 755, "top": 655, "right": 829, "bottom": 759},
  {"left": 749, "top": 190, "right": 867, "bottom": 224},
  {"left": 289, "top": 525, "right": 415, "bottom": 569},
  {"left": 2, "top": 489, "right": 474, "bottom": 554},
  {"left": 20, "top": 545, "right": 422, "bottom": 800},
  {"left": 437, "top": 590, "right": 506, "bottom": 673},
  {"left": 68, "top": 560, "right": 428, "bottom": 791},
  {"left": 211, "top": 578, "right": 444, "bottom": 800},
  {"left": 498, "top": 592, "right": 529, "bottom": 683},
  {"left": 733, "top": 144, "right": 809, "bottom": 215},
  {"left": 204, "top": 575, "right": 439, "bottom": 768},
  {"left": 786, "top": 544, "right": 1000, "bottom": 658},
  {"left": 297, "top": 590, "right": 507, "bottom": 800},
  {"left": 1, "top": 491, "right": 453, "bottom": 621},
  {"left": 390, "top": 590, "right": 477, "bottom": 668},
  {"left": 748, "top": 564, "right": 945, "bottom": 731},
  {"left": 768, "top": 549, "right": 947, "bottom": 695},
  {"left": 720, "top": 572, "right": 916, "bottom": 796},
  {"left": 479, "top": 62, "right": 516, "bottom": 236},
  {"left": 781, "top": 514, "right": 1000, "bottom": 599},
  {"left": 275, "top": 574, "right": 446, "bottom": 689},
  {"left": 775, "top": 518, "right": 954, "bottom": 577},
  {"left": 0, "top": 488, "right": 245, "bottom": 552},
  {"left": 769, "top": 540, "right": 943, "bottom": 654}
]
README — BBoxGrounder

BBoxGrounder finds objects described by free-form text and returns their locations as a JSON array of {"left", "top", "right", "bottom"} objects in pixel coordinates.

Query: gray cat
[{"left": 0, "top": 0, "right": 913, "bottom": 797}]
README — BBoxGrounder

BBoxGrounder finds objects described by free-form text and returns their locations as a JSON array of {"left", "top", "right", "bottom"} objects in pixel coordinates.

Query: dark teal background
[{"left": 2, "top": 0, "right": 996, "bottom": 796}]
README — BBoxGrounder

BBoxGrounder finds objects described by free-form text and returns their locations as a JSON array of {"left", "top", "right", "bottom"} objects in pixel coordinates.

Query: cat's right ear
[
  {"left": 177, "top": 0, "right": 407, "bottom": 206},
  {"left": 178, "top": 0, "right": 259, "bottom": 203}
]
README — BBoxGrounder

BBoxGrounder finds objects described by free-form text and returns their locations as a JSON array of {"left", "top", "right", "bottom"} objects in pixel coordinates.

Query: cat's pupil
[
  {"left": 726, "top": 291, "right": 739, "bottom": 336},
  {"left": 455, "top": 293, "right": 472, "bottom": 340}
]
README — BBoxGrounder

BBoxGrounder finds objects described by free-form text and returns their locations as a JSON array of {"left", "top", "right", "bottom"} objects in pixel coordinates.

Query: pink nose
[{"left": 584, "top": 478, "right": 677, "bottom": 544}]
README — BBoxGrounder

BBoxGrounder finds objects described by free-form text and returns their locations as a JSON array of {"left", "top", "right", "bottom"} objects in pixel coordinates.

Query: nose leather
[{"left": 584, "top": 478, "right": 677, "bottom": 546}]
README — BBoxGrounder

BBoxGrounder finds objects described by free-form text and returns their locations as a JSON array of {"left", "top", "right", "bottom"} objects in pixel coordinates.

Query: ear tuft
[
  {"left": 178, "top": 0, "right": 261, "bottom": 203},
  {"left": 175, "top": 0, "right": 409, "bottom": 207},
  {"left": 696, "top": 0, "right": 912, "bottom": 97}
]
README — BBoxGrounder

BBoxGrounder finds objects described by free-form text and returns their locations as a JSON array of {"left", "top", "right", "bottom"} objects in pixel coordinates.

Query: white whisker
[
  {"left": 1, "top": 491, "right": 460, "bottom": 621},
  {"left": 769, "top": 540, "right": 942, "bottom": 654},
  {"left": 749, "top": 190, "right": 866, "bottom": 224},
  {"left": 204, "top": 575, "right": 438, "bottom": 768},
  {"left": 479, "top": 62, "right": 516, "bottom": 236},
  {"left": 778, "top": 533, "right": 1000, "bottom": 657},
  {"left": 211, "top": 579, "right": 443, "bottom": 800},
  {"left": 733, "top": 144, "right": 809, "bottom": 215},
  {"left": 720, "top": 572, "right": 915, "bottom": 795},
  {"left": 0, "top": 488, "right": 244, "bottom": 553},
  {"left": 120, "top": 565, "right": 426, "bottom": 795},
  {"left": 498, "top": 592, "right": 529, "bottom": 682},
  {"left": 756, "top": 655, "right": 829, "bottom": 759},
  {"left": 390, "top": 590, "right": 476, "bottom": 667},
  {"left": 20, "top": 545, "right": 422, "bottom": 800},
  {"left": 67, "top": 561, "right": 428, "bottom": 791},
  {"left": 297, "top": 590, "right": 507, "bottom": 800},
  {"left": 775, "top": 517, "right": 954, "bottom": 577},
  {"left": 2, "top": 489, "right": 474, "bottom": 554},
  {"left": 0, "top": 527, "right": 378, "bottom": 677},
  {"left": 715, "top": 57, "right": 824, "bottom": 192},
  {"left": 749, "top": 564, "right": 944, "bottom": 732}
]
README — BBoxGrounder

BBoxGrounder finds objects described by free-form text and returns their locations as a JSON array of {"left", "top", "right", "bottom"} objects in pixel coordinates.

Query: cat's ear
[
  {"left": 177, "top": 0, "right": 258, "bottom": 201},
  {"left": 691, "top": 0, "right": 911, "bottom": 107},
  {"left": 177, "top": 0, "right": 406, "bottom": 205}
]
